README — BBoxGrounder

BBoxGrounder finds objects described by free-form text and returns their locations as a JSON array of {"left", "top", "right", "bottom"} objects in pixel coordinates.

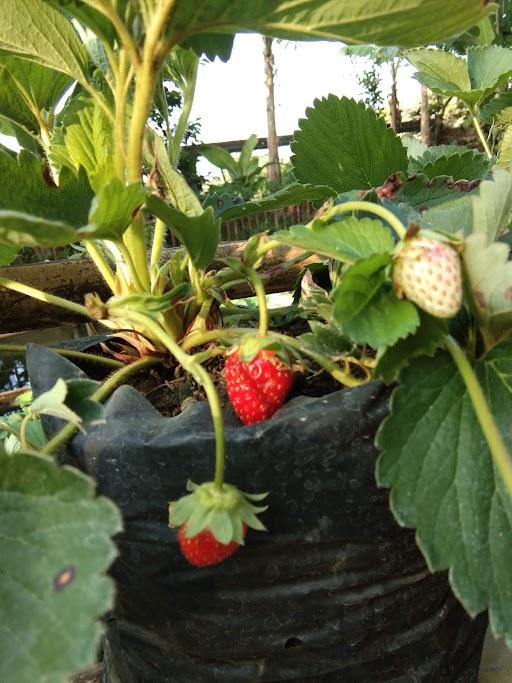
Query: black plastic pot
[{"left": 27, "top": 345, "right": 487, "bottom": 682}]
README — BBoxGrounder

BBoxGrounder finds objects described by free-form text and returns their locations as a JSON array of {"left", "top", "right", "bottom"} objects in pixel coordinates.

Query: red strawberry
[
  {"left": 225, "top": 348, "right": 293, "bottom": 425},
  {"left": 178, "top": 523, "right": 247, "bottom": 567}
]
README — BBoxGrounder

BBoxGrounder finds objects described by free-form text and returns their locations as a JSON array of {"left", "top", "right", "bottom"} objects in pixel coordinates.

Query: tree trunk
[
  {"left": 420, "top": 84, "right": 430, "bottom": 146},
  {"left": 262, "top": 36, "right": 281, "bottom": 187},
  {"left": 389, "top": 60, "right": 401, "bottom": 133}
]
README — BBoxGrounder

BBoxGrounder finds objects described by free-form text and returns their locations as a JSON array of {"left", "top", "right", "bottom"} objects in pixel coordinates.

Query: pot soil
[{"left": 27, "top": 344, "right": 487, "bottom": 683}]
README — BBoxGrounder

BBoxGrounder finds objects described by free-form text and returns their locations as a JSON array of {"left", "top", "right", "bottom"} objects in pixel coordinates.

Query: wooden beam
[{"left": 0, "top": 243, "right": 319, "bottom": 333}]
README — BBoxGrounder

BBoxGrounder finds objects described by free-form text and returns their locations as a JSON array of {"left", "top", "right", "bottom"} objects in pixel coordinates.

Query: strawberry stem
[
  {"left": 445, "top": 335, "right": 512, "bottom": 498},
  {"left": 41, "top": 355, "right": 161, "bottom": 455},
  {"left": 321, "top": 201, "right": 407, "bottom": 241},
  {"left": 112, "top": 310, "right": 227, "bottom": 491},
  {"left": 245, "top": 267, "right": 268, "bottom": 337}
]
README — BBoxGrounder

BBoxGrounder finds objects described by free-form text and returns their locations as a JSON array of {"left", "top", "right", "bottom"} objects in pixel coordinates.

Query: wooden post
[
  {"left": 263, "top": 36, "right": 281, "bottom": 188},
  {"left": 420, "top": 84, "right": 431, "bottom": 146}
]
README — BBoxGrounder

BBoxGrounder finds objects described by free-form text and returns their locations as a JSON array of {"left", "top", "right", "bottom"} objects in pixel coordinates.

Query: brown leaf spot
[
  {"left": 53, "top": 565, "right": 76, "bottom": 591},
  {"left": 505, "top": 287, "right": 512, "bottom": 301},
  {"left": 474, "top": 288, "right": 487, "bottom": 309},
  {"left": 42, "top": 163, "right": 57, "bottom": 188}
]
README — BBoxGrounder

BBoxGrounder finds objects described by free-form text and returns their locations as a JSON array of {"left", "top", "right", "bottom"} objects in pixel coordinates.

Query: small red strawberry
[
  {"left": 178, "top": 523, "right": 247, "bottom": 567},
  {"left": 225, "top": 347, "right": 293, "bottom": 425},
  {"left": 392, "top": 235, "right": 462, "bottom": 319},
  {"left": 170, "top": 481, "right": 267, "bottom": 569}
]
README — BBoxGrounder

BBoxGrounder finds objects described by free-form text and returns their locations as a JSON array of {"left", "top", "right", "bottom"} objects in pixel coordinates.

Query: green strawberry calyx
[{"left": 169, "top": 480, "right": 268, "bottom": 545}]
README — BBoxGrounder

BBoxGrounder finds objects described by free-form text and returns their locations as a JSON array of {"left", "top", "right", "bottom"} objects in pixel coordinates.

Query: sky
[{"left": 191, "top": 35, "right": 421, "bottom": 144}]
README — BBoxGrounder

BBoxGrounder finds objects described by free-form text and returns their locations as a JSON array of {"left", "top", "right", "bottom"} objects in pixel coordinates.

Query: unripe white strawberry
[{"left": 392, "top": 236, "right": 462, "bottom": 319}]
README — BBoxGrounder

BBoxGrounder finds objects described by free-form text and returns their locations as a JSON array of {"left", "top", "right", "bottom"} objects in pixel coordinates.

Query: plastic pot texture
[{"left": 27, "top": 344, "right": 487, "bottom": 683}]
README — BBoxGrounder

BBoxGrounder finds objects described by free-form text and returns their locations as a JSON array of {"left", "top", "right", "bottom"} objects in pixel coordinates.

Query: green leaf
[
  {"left": 344, "top": 286, "right": 420, "bottom": 348},
  {"left": 480, "top": 92, "right": 512, "bottom": 123},
  {"left": 238, "top": 133, "right": 259, "bottom": 175},
  {"left": 65, "top": 379, "right": 103, "bottom": 424},
  {"left": 420, "top": 168, "right": 512, "bottom": 241},
  {"left": 0, "top": 451, "right": 121, "bottom": 682},
  {"left": 409, "top": 148, "right": 491, "bottom": 181},
  {"left": 0, "top": 115, "right": 41, "bottom": 156},
  {"left": 463, "top": 233, "right": 512, "bottom": 343},
  {"left": 181, "top": 33, "right": 234, "bottom": 62},
  {"left": 376, "top": 345, "right": 512, "bottom": 644},
  {"left": 400, "top": 134, "right": 428, "bottom": 161},
  {"left": 200, "top": 144, "right": 239, "bottom": 178},
  {"left": 374, "top": 311, "right": 448, "bottom": 382},
  {"left": 168, "top": 1, "right": 492, "bottom": 49},
  {"left": 0, "top": 211, "right": 78, "bottom": 248},
  {"left": 274, "top": 216, "right": 394, "bottom": 264},
  {"left": 407, "top": 46, "right": 512, "bottom": 107},
  {"left": 0, "top": 0, "right": 89, "bottom": 86},
  {"left": 144, "top": 130, "right": 202, "bottom": 216},
  {"left": 467, "top": 46, "right": 512, "bottom": 104},
  {"left": 0, "top": 148, "right": 93, "bottom": 227},
  {"left": 406, "top": 48, "right": 470, "bottom": 95},
  {"left": 394, "top": 173, "right": 480, "bottom": 212},
  {"left": 85, "top": 180, "right": 146, "bottom": 241},
  {"left": 0, "top": 55, "right": 71, "bottom": 133},
  {"left": 29, "top": 378, "right": 82, "bottom": 426},
  {"left": 291, "top": 95, "right": 407, "bottom": 192},
  {"left": 145, "top": 195, "right": 220, "bottom": 270},
  {"left": 333, "top": 253, "right": 390, "bottom": 322},
  {"left": 498, "top": 124, "right": 512, "bottom": 169},
  {"left": 50, "top": 96, "right": 114, "bottom": 193},
  {"left": 409, "top": 144, "right": 467, "bottom": 167},
  {"left": 212, "top": 182, "right": 334, "bottom": 221},
  {"left": 0, "top": 243, "right": 19, "bottom": 265},
  {"left": 44, "top": 0, "right": 116, "bottom": 46},
  {"left": 299, "top": 321, "right": 352, "bottom": 358}
]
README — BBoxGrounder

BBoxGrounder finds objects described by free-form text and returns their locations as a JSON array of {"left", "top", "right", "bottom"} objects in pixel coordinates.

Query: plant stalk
[
  {"left": 324, "top": 201, "right": 407, "bottom": 240},
  {"left": 150, "top": 218, "right": 167, "bottom": 276},
  {"left": 83, "top": 240, "right": 116, "bottom": 291},
  {"left": 169, "top": 55, "right": 199, "bottom": 166},
  {"left": 471, "top": 110, "right": 493, "bottom": 159},
  {"left": 0, "top": 276, "right": 89, "bottom": 318},
  {"left": 117, "top": 311, "right": 226, "bottom": 490},
  {"left": 42, "top": 356, "right": 160, "bottom": 455},
  {"left": 246, "top": 267, "right": 268, "bottom": 337},
  {"left": 445, "top": 335, "right": 512, "bottom": 498},
  {"left": 0, "top": 344, "right": 123, "bottom": 369}
]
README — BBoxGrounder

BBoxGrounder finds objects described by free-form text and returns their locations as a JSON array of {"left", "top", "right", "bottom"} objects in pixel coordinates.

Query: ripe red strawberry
[
  {"left": 178, "top": 523, "right": 247, "bottom": 567},
  {"left": 225, "top": 348, "right": 293, "bottom": 425},
  {"left": 392, "top": 236, "right": 462, "bottom": 319}
]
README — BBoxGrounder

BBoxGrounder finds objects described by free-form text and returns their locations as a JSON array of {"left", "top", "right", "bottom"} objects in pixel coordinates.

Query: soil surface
[{"left": 124, "top": 351, "right": 342, "bottom": 417}]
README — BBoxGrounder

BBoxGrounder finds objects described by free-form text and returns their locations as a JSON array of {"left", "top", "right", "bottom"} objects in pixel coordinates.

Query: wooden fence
[{"left": 167, "top": 201, "right": 317, "bottom": 246}]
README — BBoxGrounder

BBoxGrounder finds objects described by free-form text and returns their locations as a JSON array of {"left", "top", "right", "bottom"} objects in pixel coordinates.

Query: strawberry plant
[{"left": 0, "top": 0, "right": 508, "bottom": 681}]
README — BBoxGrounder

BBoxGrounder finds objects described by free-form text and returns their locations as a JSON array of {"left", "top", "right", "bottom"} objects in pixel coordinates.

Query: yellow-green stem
[
  {"left": 42, "top": 356, "right": 160, "bottom": 455},
  {"left": 19, "top": 414, "right": 31, "bottom": 451},
  {"left": 445, "top": 335, "right": 512, "bottom": 498},
  {"left": 0, "top": 420, "right": 39, "bottom": 451},
  {"left": 94, "top": 0, "right": 141, "bottom": 70},
  {"left": 116, "top": 240, "right": 146, "bottom": 292},
  {"left": 150, "top": 218, "right": 167, "bottom": 276},
  {"left": 83, "top": 240, "right": 116, "bottom": 291},
  {"left": 0, "top": 344, "right": 123, "bottom": 369},
  {"left": 181, "top": 327, "right": 365, "bottom": 388},
  {"left": 0, "top": 276, "right": 89, "bottom": 318},
  {"left": 114, "top": 50, "right": 129, "bottom": 180},
  {"left": 119, "top": 310, "right": 226, "bottom": 490},
  {"left": 471, "top": 111, "right": 493, "bottom": 159},
  {"left": 324, "top": 201, "right": 407, "bottom": 240},
  {"left": 246, "top": 267, "right": 268, "bottom": 337},
  {"left": 169, "top": 56, "right": 199, "bottom": 166}
]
